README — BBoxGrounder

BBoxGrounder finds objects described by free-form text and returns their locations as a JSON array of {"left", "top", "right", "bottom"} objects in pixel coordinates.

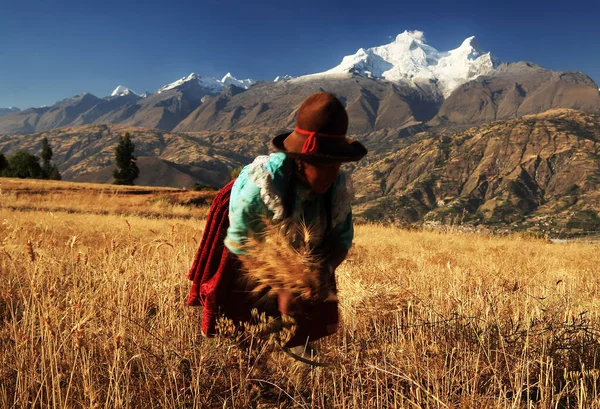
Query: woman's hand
[
  {"left": 278, "top": 289, "right": 297, "bottom": 316},
  {"left": 317, "top": 263, "right": 334, "bottom": 300}
]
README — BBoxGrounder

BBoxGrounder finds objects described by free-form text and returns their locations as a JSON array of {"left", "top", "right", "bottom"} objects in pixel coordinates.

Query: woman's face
[{"left": 299, "top": 160, "right": 341, "bottom": 194}]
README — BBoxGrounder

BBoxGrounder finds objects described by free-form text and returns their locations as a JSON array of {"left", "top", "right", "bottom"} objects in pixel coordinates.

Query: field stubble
[{"left": 1, "top": 178, "right": 600, "bottom": 408}]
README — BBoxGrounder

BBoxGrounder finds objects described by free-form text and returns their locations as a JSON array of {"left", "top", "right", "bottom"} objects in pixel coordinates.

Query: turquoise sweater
[{"left": 225, "top": 153, "right": 354, "bottom": 255}]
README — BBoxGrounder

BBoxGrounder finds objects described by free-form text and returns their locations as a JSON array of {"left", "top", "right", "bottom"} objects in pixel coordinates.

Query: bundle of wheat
[{"left": 235, "top": 220, "right": 328, "bottom": 301}]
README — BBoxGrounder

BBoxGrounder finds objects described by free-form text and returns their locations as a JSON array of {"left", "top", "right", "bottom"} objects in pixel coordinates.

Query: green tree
[
  {"left": 113, "top": 132, "right": 139, "bottom": 185},
  {"left": 40, "top": 137, "right": 61, "bottom": 180},
  {"left": 6, "top": 151, "right": 42, "bottom": 179},
  {"left": 0, "top": 152, "right": 7, "bottom": 175},
  {"left": 49, "top": 165, "right": 62, "bottom": 180},
  {"left": 41, "top": 137, "right": 53, "bottom": 177}
]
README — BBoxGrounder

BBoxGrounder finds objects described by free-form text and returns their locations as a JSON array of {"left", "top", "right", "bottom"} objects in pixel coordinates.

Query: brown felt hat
[{"left": 272, "top": 92, "right": 367, "bottom": 163}]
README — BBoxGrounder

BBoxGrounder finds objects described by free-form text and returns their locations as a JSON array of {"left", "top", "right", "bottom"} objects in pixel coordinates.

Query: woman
[{"left": 187, "top": 92, "right": 367, "bottom": 350}]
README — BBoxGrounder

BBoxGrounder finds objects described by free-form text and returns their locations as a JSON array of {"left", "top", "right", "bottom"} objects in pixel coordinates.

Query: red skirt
[{"left": 186, "top": 180, "right": 338, "bottom": 347}]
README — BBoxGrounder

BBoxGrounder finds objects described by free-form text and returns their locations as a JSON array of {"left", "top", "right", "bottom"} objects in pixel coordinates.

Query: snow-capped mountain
[
  {"left": 221, "top": 72, "right": 255, "bottom": 89},
  {"left": 317, "top": 30, "right": 498, "bottom": 96},
  {"left": 274, "top": 75, "right": 294, "bottom": 82},
  {"left": 157, "top": 72, "right": 255, "bottom": 94},
  {"left": 157, "top": 73, "right": 221, "bottom": 94},
  {"left": 110, "top": 86, "right": 138, "bottom": 97}
]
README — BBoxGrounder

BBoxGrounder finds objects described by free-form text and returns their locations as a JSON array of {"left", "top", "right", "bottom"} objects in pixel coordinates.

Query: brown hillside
[
  {"left": 174, "top": 74, "right": 442, "bottom": 134},
  {"left": 432, "top": 63, "right": 600, "bottom": 126},
  {"left": 0, "top": 124, "right": 247, "bottom": 188},
  {"left": 355, "top": 109, "right": 600, "bottom": 233}
]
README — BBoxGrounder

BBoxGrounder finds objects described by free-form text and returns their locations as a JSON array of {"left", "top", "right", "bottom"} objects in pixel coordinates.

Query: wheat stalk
[{"left": 235, "top": 220, "right": 327, "bottom": 300}]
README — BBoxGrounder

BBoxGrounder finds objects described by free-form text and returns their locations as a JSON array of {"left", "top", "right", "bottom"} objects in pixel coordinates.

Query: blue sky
[{"left": 1, "top": 0, "right": 599, "bottom": 109}]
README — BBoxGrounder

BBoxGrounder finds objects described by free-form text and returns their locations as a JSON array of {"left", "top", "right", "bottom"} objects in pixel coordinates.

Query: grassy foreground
[{"left": 1, "top": 178, "right": 600, "bottom": 408}]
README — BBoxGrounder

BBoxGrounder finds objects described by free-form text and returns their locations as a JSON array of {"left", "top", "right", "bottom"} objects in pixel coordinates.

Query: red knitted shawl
[{"left": 186, "top": 180, "right": 237, "bottom": 335}]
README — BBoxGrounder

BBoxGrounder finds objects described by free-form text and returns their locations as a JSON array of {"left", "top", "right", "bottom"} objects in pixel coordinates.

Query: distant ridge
[{"left": 0, "top": 107, "right": 20, "bottom": 117}]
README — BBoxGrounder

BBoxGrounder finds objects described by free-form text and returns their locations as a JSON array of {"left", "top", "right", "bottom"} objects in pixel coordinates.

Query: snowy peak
[
  {"left": 318, "top": 30, "right": 499, "bottom": 96},
  {"left": 434, "top": 36, "right": 498, "bottom": 94},
  {"left": 392, "top": 30, "right": 431, "bottom": 51},
  {"left": 221, "top": 72, "right": 235, "bottom": 83},
  {"left": 274, "top": 75, "right": 294, "bottom": 82},
  {"left": 448, "top": 36, "right": 486, "bottom": 61},
  {"left": 110, "top": 85, "right": 137, "bottom": 97},
  {"left": 158, "top": 72, "right": 255, "bottom": 95},
  {"left": 157, "top": 73, "right": 214, "bottom": 94},
  {"left": 221, "top": 72, "right": 256, "bottom": 89},
  {"left": 459, "top": 36, "right": 482, "bottom": 53}
]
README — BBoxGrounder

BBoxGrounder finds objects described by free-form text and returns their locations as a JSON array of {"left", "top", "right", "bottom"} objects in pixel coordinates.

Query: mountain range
[
  {"left": 1, "top": 30, "right": 599, "bottom": 230},
  {"left": 2, "top": 30, "right": 598, "bottom": 136},
  {"left": 2, "top": 109, "right": 598, "bottom": 233}
]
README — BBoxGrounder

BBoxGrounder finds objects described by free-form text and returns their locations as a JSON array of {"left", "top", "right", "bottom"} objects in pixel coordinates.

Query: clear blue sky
[{"left": 1, "top": 0, "right": 599, "bottom": 109}]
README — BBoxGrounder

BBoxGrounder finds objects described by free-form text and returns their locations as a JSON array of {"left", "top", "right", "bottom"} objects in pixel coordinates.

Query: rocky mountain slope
[
  {"left": 174, "top": 74, "right": 442, "bottom": 134},
  {"left": 353, "top": 109, "right": 600, "bottom": 233},
  {"left": 0, "top": 125, "right": 248, "bottom": 188},
  {"left": 432, "top": 62, "right": 600, "bottom": 126}
]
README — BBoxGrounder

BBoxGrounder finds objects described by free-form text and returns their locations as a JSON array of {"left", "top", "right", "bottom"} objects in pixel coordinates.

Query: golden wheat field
[{"left": 2, "top": 177, "right": 600, "bottom": 408}]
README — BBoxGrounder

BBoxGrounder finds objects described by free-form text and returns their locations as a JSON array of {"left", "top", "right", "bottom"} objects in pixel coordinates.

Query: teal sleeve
[
  {"left": 328, "top": 210, "right": 354, "bottom": 250},
  {"left": 225, "top": 176, "right": 271, "bottom": 255}
]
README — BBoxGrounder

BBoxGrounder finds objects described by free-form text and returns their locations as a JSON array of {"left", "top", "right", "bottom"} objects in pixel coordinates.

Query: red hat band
[{"left": 294, "top": 127, "right": 346, "bottom": 155}]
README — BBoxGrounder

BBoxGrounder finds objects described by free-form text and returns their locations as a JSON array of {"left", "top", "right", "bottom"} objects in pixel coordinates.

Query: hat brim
[{"left": 272, "top": 132, "right": 367, "bottom": 163}]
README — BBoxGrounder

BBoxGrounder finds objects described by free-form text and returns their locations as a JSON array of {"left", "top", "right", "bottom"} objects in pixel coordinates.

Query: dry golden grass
[
  {"left": 2, "top": 178, "right": 600, "bottom": 408},
  {"left": 0, "top": 178, "right": 214, "bottom": 220}
]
